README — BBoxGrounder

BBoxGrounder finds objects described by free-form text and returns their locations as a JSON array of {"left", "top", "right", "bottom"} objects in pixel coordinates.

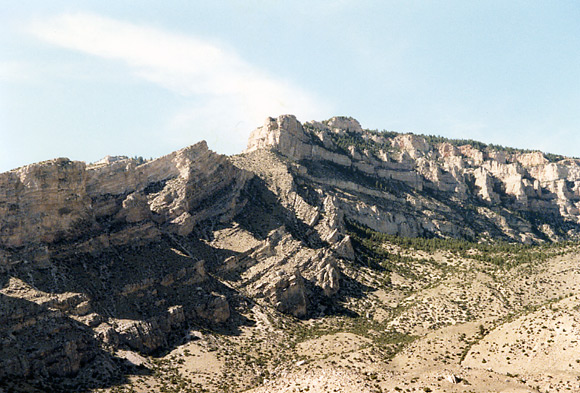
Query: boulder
[{"left": 268, "top": 270, "right": 309, "bottom": 318}]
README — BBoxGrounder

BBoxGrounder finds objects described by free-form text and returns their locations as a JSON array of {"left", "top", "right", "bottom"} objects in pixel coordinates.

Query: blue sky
[{"left": 1, "top": 1, "right": 580, "bottom": 172}]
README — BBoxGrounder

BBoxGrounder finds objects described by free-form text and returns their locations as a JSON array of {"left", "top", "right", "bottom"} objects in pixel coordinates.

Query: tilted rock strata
[
  {"left": 3, "top": 114, "right": 580, "bottom": 390},
  {"left": 0, "top": 141, "right": 251, "bottom": 250},
  {"left": 0, "top": 142, "right": 252, "bottom": 385},
  {"left": 246, "top": 114, "right": 580, "bottom": 243},
  {"left": 0, "top": 136, "right": 354, "bottom": 387}
]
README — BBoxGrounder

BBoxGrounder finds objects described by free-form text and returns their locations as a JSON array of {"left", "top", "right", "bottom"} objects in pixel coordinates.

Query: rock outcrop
[
  {"left": 0, "top": 142, "right": 251, "bottom": 388},
  {"left": 2, "top": 113, "right": 580, "bottom": 391},
  {"left": 268, "top": 270, "right": 309, "bottom": 318},
  {"left": 245, "top": 114, "right": 580, "bottom": 243},
  {"left": 0, "top": 141, "right": 251, "bottom": 251}
]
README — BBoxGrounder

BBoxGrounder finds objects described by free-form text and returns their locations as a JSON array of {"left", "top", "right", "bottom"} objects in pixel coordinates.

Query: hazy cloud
[{"left": 28, "top": 12, "right": 330, "bottom": 153}]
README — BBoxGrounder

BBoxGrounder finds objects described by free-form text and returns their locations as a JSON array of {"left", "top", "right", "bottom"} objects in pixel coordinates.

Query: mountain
[
  {"left": 246, "top": 115, "right": 580, "bottom": 243},
  {"left": 1, "top": 115, "right": 580, "bottom": 392}
]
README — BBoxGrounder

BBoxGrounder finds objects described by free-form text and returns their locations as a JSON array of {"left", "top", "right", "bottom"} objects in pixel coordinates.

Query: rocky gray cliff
[
  {"left": 246, "top": 114, "right": 580, "bottom": 243},
  {"left": 0, "top": 141, "right": 250, "bottom": 250},
  {"left": 0, "top": 141, "right": 249, "bottom": 389},
  {"left": 1, "top": 115, "right": 580, "bottom": 391}
]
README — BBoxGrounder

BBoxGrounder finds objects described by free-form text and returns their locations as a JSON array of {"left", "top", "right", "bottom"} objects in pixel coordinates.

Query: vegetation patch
[{"left": 345, "top": 219, "right": 574, "bottom": 269}]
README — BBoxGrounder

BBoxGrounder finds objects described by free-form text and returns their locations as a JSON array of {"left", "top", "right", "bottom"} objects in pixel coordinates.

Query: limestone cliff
[
  {"left": 2, "top": 115, "right": 580, "bottom": 391},
  {"left": 0, "top": 141, "right": 252, "bottom": 389},
  {"left": 0, "top": 134, "right": 354, "bottom": 390},
  {"left": 246, "top": 114, "right": 580, "bottom": 243},
  {"left": 0, "top": 141, "right": 251, "bottom": 250}
]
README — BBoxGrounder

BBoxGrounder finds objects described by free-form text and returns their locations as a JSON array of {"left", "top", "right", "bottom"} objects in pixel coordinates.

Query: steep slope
[
  {"left": 2, "top": 115, "right": 580, "bottom": 393},
  {"left": 0, "top": 142, "right": 253, "bottom": 389},
  {"left": 246, "top": 115, "right": 580, "bottom": 244},
  {"left": 0, "top": 133, "right": 357, "bottom": 391}
]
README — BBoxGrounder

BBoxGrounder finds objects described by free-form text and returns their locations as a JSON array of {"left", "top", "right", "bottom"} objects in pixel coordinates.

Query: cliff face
[
  {"left": 0, "top": 141, "right": 251, "bottom": 388},
  {"left": 2, "top": 115, "right": 580, "bottom": 391},
  {"left": 0, "top": 141, "right": 251, "bottom": 250},
  {"left": 6, "top": 115, "right": 577, "bottom": 257},
  {"left": 246, "top": 115, "right": 580, "bottom": 243}
]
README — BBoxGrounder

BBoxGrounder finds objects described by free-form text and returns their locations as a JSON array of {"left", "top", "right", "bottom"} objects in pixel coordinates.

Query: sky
[{"left": 1, "top": 1, "right": 580, "bottom": 172}]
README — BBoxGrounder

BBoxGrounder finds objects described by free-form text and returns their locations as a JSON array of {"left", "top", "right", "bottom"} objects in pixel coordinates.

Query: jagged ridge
[
  {"left": 2, "top": 115, "right": 580, "bottom": 392},
  {"left": 246, "top": 114, "right": 580, "bottom": 243}
]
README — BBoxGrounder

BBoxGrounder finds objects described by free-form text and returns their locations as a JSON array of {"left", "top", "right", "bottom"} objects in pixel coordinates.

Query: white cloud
[{"left": 28, "top": 12, "right": 330, "bottom": 154}]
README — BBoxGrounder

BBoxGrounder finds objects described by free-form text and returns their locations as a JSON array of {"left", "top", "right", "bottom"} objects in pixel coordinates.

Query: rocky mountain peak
[
  {"left": 245, "top": 114, "right": 305, "bottom": 154},
  {"left": 3, "top": 114, "right": 580, "bottom": 392},
  {"left": 0, "top": 140, "right": 250, "bottom": 250},
  {"left": 245, "top": 114, "right": 580, "bottom": 244}
]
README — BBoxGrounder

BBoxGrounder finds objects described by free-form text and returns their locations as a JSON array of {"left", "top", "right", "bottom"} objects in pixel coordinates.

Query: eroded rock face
[
  {"left": 268, "top": 270, "right": 309, "bottom": 318},
  {"left": 326, "top": 116, "right": 363, "bottom": 133},
  {"left": 246, "top": 115, "right": 309, "bottom": 158},
  {"left": 0, "top": 142, "right": 251, "bottom": 387},
  {"left": 0, "top": 158, "right": 93, "bottom": 248},
  {"left": 0, "top": 141, "right": 251, "bottom": 251},
  {"left": 4, "top": 114, "right": 580, "bottom": 390},
  {"left": 333, "top": 235, "right": 355, "bottom": 261},
  {"left": 0, "top": 280, "right": 100, "bottom": 380},
  {"left": 245, "top": 114, "right": 580, "bottom": 242},
  {"left": 194, "top": 292, "right": 230, "bottom": 324},
  {"left": 316, "top": 254, "right": 340, "bottom": 297},
  {"left": 391, "top": 134, "right": 431, "bottom": 158}
]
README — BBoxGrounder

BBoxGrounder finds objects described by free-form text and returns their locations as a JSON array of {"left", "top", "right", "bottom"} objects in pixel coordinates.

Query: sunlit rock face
[
  {"left": 0, "top": 141, "right": 251, "bottom": 250},
  {"left": 0, "top": 141, "right": 251, "bottom": 383},
  {"left": 246, "top": 114, "right": 580, "bottom": 243},
  {"left": 3, "top": 113, "right": 580, "bottom": 390}
]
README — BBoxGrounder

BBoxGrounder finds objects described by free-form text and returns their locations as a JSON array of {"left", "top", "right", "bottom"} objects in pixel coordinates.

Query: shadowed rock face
[
  {"left": 2, "top": 115, "right": 580, "bottom": 391},
  {"left": 0, "top": 141, "right": 252, "bottom": 388}
]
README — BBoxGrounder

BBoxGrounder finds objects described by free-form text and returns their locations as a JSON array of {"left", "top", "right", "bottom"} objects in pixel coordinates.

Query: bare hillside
[{"left": 2, "top": 115, "right": 580, "bottom": 392}]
